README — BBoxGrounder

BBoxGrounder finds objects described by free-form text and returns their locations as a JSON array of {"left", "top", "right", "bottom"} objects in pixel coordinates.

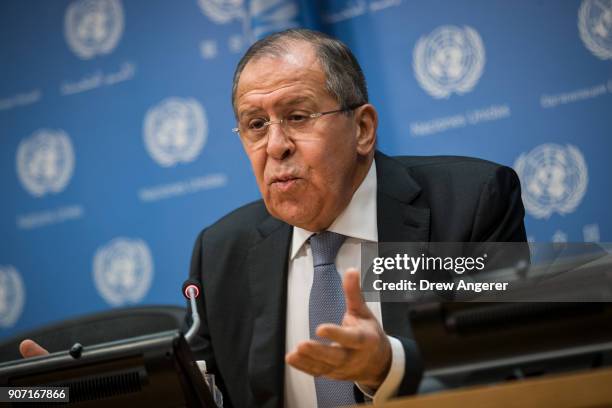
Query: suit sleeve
[{"left": 392, "top": 335, "right": 423, "bottom": 396}]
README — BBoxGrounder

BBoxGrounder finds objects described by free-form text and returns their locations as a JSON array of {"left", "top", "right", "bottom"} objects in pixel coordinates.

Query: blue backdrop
[{"left": 1, "top": 0, "right": 610, "bottom": 340}]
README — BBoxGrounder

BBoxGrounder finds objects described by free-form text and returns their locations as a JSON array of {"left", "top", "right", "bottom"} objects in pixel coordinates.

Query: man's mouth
[{"left": 270, "top": 175, "right": 302, "bottom": 192}]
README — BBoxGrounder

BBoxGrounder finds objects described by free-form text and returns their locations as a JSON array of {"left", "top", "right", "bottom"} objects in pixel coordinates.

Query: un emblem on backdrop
[
  {"left": 0, "top": 266, "right": 25, "bottom": 328},
  {"left": 64, "top": 0, "right": 124, "bottom": 60},
  {"left": 198, "top": 0, "right": 298, "bottom": 40},
  {"left": 248, "top": 0, "right": 299, "bottom": 40},
  {"left": 16, "top": 129, "right": 75, "bottom": 197},
  {"left": 143, "top": 97, "right": 208, "bottom": 167},
  {"left": 198, "top": 0, "right": 245, "bottom": 23},
  {"left": 93, "top": 238, "right": 154, "bottom": 306},
  {"left": 579, "top": 0, "right": 612, "bottom": 60},
  {"left": 413, "top": 25, "right": 486, "bottom": 99},
  {"left": 514, "top": 144, "right": 588, "bottom": 219}
]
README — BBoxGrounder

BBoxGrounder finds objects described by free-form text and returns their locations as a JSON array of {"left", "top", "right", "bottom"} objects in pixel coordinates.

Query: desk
[{"left": 375, "top": 367, "right": 612, "bottom": 408}]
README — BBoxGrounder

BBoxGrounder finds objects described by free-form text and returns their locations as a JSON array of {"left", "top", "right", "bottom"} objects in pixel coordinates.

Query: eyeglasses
[{"left": 232, "top": 104, "right": 363, "bottom": 145}]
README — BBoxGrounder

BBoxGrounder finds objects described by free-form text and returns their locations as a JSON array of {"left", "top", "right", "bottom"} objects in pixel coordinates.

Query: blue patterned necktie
[{"left": 308, "top": 231, "right": 356, "bottom": 407}]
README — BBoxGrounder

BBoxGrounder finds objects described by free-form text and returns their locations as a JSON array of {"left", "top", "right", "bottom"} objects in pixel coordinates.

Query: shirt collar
[{"left": 290, "top": 159, "right": 378, "bottom": 260}]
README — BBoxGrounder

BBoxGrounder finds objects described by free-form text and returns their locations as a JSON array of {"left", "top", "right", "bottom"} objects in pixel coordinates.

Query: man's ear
[{"left": 354, "top": 104, "right": 377, "bottom": 156}]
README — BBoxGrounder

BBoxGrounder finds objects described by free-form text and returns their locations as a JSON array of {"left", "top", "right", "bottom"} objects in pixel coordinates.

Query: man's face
[{"left": 234, "top": 43, "right": 367, "bottom": 231}]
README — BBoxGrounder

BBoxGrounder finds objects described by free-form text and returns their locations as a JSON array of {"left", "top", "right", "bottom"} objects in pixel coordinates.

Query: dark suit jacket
[{"left": 186, "top": 151, "right": 527, "bottom": 407}]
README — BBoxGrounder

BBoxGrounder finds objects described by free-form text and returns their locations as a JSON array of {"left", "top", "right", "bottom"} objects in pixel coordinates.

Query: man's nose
[{"left": 266, "top": 122, "right": 295, "bottom": 160}]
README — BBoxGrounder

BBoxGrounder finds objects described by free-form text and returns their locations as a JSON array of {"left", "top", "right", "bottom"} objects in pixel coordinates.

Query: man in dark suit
[
  {"left": 20, "top": 28, "right": 526, "bottom": 407},
  {"left": 184, "top": 28, "right": 527, "bottom": 408}
]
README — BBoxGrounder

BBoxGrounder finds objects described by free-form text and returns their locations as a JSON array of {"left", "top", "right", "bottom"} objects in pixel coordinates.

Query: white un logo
[
  {"left": 93, "top": 238, "right": 154, "bottom": 307},
  {"left": 143, "top": 97, "right": 208, "bottom": 167},
  {"left": 514, "top": 144, "right": 588, "bottom": 219},
  {"left": 198, "top": 0, "right": 245, "bottom": 24},
  {"left": 578, "top": 0, "right": 612, "bottom": 60},
  {"left": 16, "top": 129, "right": 75, "bottom": 198},
  {"left": 413, "top": 25, "right": 486, "bottom": 99},
  {"left": 248, "top": 0, "right": 299, "bottom": 40},
  {"left": 64, "top": 0, "right": 125, "bottom": 60},
  {"left": 198, "top": 0, "right": 297, "bottom": 40},
  {"left": 0, "top": 266, "right": 26, "bottom": 328}
]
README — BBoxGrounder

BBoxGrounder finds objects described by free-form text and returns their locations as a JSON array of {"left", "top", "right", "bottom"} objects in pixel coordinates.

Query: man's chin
[{"left": 265, "top": 200, "right": 319, "bottom": 231}]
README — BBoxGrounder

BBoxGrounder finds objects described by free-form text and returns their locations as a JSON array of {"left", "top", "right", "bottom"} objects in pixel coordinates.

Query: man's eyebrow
[
  {"left": 279, "top": 96, "right": 315, "bottom": 107},
  {"left": 238, "top": 96, "right": 317, "bottom": 119},
  {"left": 239, "top": 107, "right": 264, "bottom": 119}
]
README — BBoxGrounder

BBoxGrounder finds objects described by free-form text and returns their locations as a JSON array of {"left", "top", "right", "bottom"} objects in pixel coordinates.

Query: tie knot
[{"left": 310, "top": 231, "right": 346, "bottom": 267}]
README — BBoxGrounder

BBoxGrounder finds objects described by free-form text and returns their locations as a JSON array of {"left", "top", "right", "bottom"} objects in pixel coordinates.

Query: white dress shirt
[{"left": 284, "top": 159, "right": 406, "bottom": 407}]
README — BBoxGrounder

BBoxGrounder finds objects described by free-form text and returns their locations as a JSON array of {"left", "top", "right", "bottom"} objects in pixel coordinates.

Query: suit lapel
[
  {"left": 246, "top": 216, "right": 292, "bottom": 408},
  {"left": 375, "top": 152, "right": 431, "bottom": 339}
]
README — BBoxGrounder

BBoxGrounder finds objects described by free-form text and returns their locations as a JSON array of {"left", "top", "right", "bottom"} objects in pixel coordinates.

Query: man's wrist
[
  {"left": 356, "top": 336, "right": 406, "bottom": 402},
  {"left": 359, "top": 335, "right": 392, "bottom": 390}
]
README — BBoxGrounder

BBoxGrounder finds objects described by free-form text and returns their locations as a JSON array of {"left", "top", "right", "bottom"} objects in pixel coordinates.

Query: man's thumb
[{"left": 343, "top": 268, "right": 370, "bottom": 317}]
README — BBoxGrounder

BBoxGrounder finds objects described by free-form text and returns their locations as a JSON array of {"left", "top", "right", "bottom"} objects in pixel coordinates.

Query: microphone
[
  {"left": 182, "top": 278, "right": 202, "bottom": 345},
  {"left": 183, "top": 278, "right": 201, "bottom": 300}
]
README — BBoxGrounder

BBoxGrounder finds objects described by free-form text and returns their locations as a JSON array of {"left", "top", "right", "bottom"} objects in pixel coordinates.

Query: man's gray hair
[{"left": 231, "top": 29, "right": 369, "bottom": 117}]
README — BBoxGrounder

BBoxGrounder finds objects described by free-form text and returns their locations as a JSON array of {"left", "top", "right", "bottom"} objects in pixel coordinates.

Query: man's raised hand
[{"left": 286, "top": 268, "right": 392, "bottom": 390}]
